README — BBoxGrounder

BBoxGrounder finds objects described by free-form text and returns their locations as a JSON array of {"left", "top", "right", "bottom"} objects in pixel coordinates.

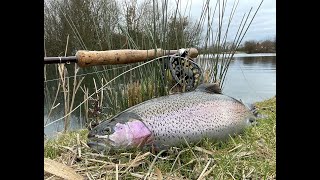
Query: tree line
[
  {"left": 44, "top": 0, "right": 275, "bottom": 56},
  {"left": 44, "top": 0, "right": 201, "bottom": 57},
  {"left": 238, "top": 38, "right": 276, "bottom": 53},
  {"left": 198, "top": 38, "right": 276, "bottom": 54}
]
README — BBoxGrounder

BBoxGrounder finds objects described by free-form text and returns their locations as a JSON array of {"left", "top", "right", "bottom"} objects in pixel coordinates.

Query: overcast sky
[{"left": 175, "top": 0, "right": 276, "bottom": 42}]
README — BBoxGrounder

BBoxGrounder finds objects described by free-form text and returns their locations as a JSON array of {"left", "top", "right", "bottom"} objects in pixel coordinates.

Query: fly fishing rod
[
  {"left": 44, "top": 48, "right": 202, "bottom": 91},
  {"left": 44, "top": 48, "right": 198, "bottom": 67}
]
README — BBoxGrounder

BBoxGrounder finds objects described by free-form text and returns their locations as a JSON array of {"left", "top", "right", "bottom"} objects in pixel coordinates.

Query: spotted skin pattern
[{"left": 113, "top": 91, "right": 254, "bottom": 148}]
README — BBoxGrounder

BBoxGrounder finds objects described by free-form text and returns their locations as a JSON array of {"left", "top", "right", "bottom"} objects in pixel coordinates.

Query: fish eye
[{"left": 102, "top": 127, "right": 111, "bottom": 134}]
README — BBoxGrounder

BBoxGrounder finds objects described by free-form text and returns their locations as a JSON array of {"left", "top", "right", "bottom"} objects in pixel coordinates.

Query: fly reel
[{"left": 168, "top": 49, "right": 202, "bottom": 91}]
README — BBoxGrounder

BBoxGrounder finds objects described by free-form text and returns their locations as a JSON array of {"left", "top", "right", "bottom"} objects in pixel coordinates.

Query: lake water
[
  {"left": 44, "top": 53, "right": 276, "bottom": 137},
  {"left": 222, "top": 55, "right": 276, "bottom": 106}
]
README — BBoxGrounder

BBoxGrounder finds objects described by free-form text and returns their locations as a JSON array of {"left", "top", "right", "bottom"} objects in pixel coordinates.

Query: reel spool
[{"left": 168, "top": 49, "right": 202, "bottom": 91}]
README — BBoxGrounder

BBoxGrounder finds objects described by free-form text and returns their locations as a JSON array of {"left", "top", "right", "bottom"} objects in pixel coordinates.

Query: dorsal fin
[{"left": 196, "top": 83, "right": 222, "bottom": 94}]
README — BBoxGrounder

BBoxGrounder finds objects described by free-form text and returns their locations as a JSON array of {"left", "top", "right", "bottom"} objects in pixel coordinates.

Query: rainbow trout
[{"left": 87, "top": 83, "right": 256, "bottom": 151}]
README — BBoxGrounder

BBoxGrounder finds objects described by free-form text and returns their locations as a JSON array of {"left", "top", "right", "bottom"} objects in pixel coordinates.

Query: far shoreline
[{"left": 198, "top": 52, "right": 276, "bottom": 58}]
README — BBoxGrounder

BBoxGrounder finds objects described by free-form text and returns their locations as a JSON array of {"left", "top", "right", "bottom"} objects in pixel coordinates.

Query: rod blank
[{"left": 44, "top": 56, "right": 77, "bottom": 64}]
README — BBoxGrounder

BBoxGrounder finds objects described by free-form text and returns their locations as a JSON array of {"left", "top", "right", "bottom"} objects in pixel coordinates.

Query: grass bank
[{"left": 44, "top": 96, "right": 276, "bottom": 179}]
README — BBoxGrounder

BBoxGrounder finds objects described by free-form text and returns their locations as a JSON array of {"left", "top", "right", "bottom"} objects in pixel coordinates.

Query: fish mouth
[
  {"left": 87, "top": 141, "right": 107, "bottom": 149},
  {"left": 87, "top": 137, "right": 114, "bottom": 152}
]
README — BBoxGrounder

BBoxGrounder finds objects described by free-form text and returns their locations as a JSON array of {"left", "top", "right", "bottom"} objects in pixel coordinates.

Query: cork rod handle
[{"left": 75, "top": 48, "right": 198, "bottom": 67}]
